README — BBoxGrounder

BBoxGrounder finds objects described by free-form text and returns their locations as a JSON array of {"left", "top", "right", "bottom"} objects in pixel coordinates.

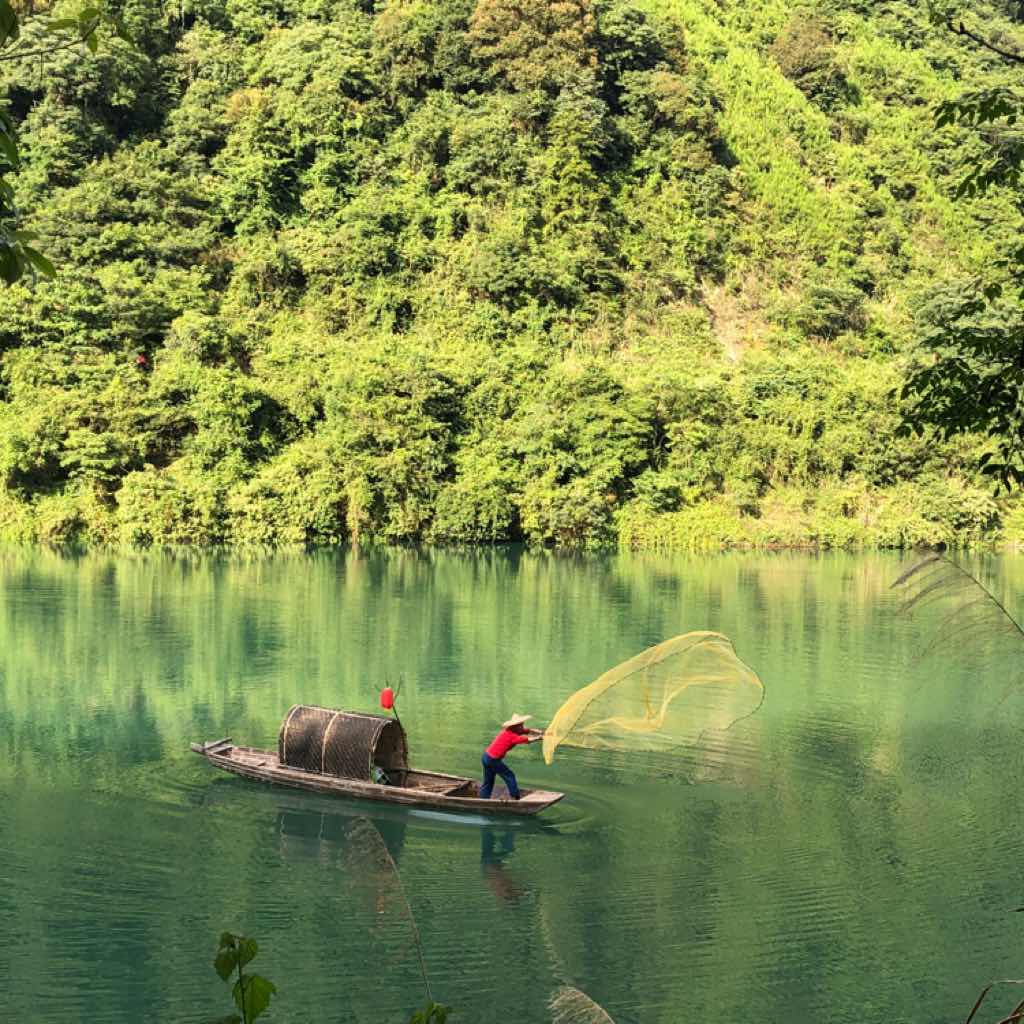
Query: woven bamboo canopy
[{"left": 278, "top": 705, "right": 409, "bottom": 781}]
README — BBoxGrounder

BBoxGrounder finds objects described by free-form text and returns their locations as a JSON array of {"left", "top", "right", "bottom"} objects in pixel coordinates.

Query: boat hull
[{"left": 190, "top": 740, "right": 564, "bottom": 816}]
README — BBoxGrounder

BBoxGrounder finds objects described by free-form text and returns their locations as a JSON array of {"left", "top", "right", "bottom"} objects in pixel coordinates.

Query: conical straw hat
[{"left": 502, "top": 713, "right": 532, "bottom": 729}]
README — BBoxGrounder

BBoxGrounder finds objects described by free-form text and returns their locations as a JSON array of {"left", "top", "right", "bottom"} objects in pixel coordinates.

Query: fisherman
[{"left": 481, "top": 713, "right": 543, "bottom": 800}]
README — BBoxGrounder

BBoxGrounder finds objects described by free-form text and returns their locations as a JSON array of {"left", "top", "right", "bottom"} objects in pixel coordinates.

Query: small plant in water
[
  {"left": 209, "top": 928, "right": 447, "bottom": 1023},
  {"left": 211, "top": 931, "right": 277, "bottom": 1024},
  {"left": 408, "top": 1002, "right": 450, "bottom": 1024}
]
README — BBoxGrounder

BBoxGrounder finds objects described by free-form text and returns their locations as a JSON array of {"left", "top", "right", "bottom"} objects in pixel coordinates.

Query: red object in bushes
[{"left": 380, "top": 687, "right": 395, "bottom": 710}]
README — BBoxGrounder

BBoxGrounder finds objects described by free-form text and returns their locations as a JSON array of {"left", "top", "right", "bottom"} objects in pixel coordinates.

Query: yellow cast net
[{"left": 543, "top": 631, "right": 764, "bottom": 764}]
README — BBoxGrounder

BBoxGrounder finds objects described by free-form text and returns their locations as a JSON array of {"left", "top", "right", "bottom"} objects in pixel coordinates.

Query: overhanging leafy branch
[
  {"left": 0, "top": 0, "right": 128, "bottom": 284},
  {"left": 896, "top": 5, "right": 1024, "bottom": 489}
]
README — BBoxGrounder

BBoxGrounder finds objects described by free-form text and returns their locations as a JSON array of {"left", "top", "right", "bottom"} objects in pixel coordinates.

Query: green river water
[{"left": 2, "top": 548, "right": 1023, "bottom": 1024}]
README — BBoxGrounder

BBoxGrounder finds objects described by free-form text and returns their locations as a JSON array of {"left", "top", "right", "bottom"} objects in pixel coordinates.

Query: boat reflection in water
[
  {"left": 275, "top": 801, "right": 408, "bottom": 877},
  {"left": 201, "top": 776, "right": 553, "bottom": 923}
]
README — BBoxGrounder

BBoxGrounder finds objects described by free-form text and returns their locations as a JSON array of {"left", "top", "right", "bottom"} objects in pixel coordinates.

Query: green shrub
[
  {"left": 769, "top": 15, "right": 857, "bottom": 112},
  {"left": 33, "top": 493, "right": 86, "bottom": 546},
  {"left": 226, "top": 439, "right": 346, "bottom": 546},
  {"left": 429, "top": 454, "right": 518, "bottom": 544}
]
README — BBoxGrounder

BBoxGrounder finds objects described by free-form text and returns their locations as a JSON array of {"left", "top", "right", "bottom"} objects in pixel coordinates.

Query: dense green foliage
[{"left": 1, "top": 0, "right": 1023, "bottom": 548}]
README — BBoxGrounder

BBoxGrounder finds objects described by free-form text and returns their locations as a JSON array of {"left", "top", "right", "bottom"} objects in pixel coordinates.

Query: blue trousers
[{"left": 480, "top": 752, "right": 520, "bottom": 799}]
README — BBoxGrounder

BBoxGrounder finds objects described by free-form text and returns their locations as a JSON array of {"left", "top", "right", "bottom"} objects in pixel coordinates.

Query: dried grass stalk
[
  {"left": 891, "top": 555, "right": 1024, "bottom": 665},
  {"left": 964, "top": 980, "right": 1024, "bottom": 1024}
]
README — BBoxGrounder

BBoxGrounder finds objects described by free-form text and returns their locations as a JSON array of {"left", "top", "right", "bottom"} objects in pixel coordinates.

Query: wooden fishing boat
[{"left": 190, "top": 704, "right": 564, "bottom": 817}]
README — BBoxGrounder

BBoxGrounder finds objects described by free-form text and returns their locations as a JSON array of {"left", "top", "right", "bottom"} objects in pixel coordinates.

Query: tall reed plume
[{"left": 891, "top": 553, "right": 1024, "bottom": 664}]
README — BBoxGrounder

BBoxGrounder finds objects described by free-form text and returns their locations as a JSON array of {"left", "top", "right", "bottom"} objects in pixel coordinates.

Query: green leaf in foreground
[
  {"left": 233, "top": 974, "right": 276, "bottom": 1022},
  {"left": 213, "top": 947, "right": 237, "bottom": 982},
  {"left": 409, "top": 1003, "right": 451, "bottom": 1024},
  {"left": 0, "top": 0, "right": 18, "bottom": 47},
  {"left": 212, "top": 932, "right": 276, "bottom": 1023},
  {"left": 22, "top": 246, "right": 55, "bottom": 278},
  {"left": 235, "top": 937, "right": 258, "bottom": 970}
]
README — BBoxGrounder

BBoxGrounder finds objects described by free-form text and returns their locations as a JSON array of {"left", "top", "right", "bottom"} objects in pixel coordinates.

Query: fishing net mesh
[{"left": 543, "top": 631, "right": 764, "bottom": 764}]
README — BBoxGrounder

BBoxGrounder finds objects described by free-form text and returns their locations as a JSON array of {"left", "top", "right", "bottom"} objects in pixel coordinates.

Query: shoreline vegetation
[
  {"left": 4, "top": 458, "right": 1024, "bottom": 551},
  {"left": 2, "top": 0, "right": 1022, "bottom": 551}
]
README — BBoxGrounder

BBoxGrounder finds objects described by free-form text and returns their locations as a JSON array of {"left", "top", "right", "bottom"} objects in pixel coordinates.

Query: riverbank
[
  {"left": 618, "top": 482, "right": 1024, "bottom": 551},
  {"left": 2, "top": 476, "right": 1019, "bottom": 551}
]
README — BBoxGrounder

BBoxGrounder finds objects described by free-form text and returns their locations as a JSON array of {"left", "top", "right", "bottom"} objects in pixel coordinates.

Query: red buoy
[{"left": 380, "top": 686, "right": 395, "bottom": 710}]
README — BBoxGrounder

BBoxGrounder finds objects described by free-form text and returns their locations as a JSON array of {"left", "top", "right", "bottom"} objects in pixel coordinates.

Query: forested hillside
[{"left": 0, "top": 0, "right": 1020, "bottom": 549}]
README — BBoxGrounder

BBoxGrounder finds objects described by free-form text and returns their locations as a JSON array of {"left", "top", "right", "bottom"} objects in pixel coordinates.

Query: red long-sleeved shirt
[{"left": 486, "top": 729, "right": 530, "bottom": 760}]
